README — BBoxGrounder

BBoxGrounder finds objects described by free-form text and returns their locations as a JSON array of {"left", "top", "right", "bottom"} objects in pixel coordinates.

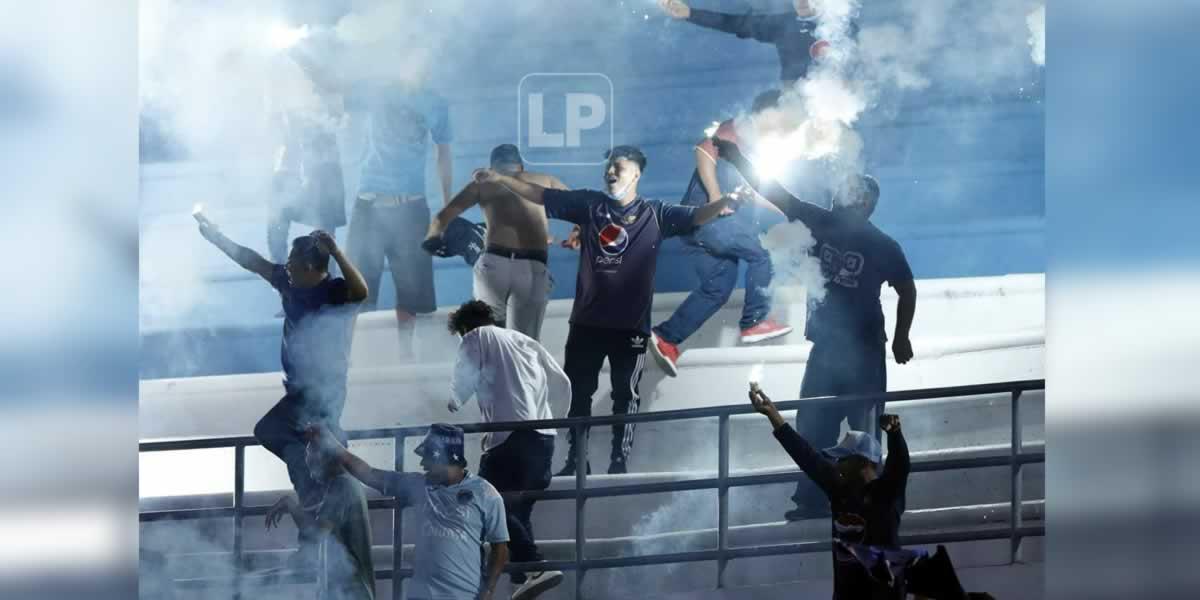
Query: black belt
[{"left": 485, "top": 245, "right": 548, "bottom": 264}]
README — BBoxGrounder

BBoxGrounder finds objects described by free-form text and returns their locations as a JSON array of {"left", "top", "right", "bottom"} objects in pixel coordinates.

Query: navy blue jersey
[
  {"left": 687, "top": 11, "right": 858, "bottom": 83},
  {"left": 781, "top": 201, "right": 913, "bottom": 344},
  {"left": 544, "top": 189, "right": 696, "bottom": 333},
  {"left": 269, "top": 266, "right": 358, "bottom": 393}
]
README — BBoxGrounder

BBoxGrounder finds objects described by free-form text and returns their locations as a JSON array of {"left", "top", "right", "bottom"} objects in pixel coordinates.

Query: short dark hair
[
  {"left": 489, "top": 144, "right": 523, "bottom": 169},
  {"left": 448, "top": 300, "right": 498, "bottom": 336},
  {"left": 290, "top": 234, "right": 330, "bottom": 272},
  {"left": 751, "top": 89, "right": 783, "bottom": 113},
  {"left": 605, "top": 145, "right": 647, "bottom": 173}
]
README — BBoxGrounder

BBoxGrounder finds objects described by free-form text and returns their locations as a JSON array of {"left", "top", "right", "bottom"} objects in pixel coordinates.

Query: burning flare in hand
[{"left": 265, "top": 23, "right": 310, "bottom": 50}]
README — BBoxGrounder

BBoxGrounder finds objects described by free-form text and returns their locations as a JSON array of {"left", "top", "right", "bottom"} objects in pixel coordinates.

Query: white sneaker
[{"left": 511, "top": 570, "right": 564, "bottom": 600}]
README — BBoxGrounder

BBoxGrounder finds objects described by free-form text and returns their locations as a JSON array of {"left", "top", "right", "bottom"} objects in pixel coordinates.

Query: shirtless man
[{"left": 425, "top": 144, "right": 568, "bottom": 340}]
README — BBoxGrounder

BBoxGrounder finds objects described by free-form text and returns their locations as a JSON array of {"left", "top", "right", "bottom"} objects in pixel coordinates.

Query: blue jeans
[
  {"left": 655, "top": 213, "right": 773, "bottom": 343},
  {"left": 791, "top": 336, "right": 887, "bottom": 508}
]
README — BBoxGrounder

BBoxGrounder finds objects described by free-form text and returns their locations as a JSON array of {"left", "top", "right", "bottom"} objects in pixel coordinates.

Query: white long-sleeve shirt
[{"left": 450, "top": 325, "right": 570, "bottom": 449}]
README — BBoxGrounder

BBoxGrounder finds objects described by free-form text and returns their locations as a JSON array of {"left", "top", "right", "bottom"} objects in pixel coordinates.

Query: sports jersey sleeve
[
  {"left": 882, "top": 238, "right": 915, "bottom": 287},
  {"left": 542, "top": 189, "right": 593, "bottom": 225},
  {"left": 479, "top": 481, "right": 510, "bottom": 544},
  {"left": 688, "top": 9, "right": 786, "bottom": 43},
  {"left": 656, "top": 202, "right": 699, "bottom": 238},
  {"left": 324, "top": 278, "right": 351, "bottom": 305}
]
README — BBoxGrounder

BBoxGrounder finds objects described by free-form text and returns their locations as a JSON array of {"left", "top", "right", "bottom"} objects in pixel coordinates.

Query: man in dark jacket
[{"left": 749, "top": 384, "right": 910, "bottom": 599}]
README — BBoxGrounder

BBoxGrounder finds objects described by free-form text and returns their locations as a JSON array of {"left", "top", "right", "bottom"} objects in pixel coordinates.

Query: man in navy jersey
[
  {"left": 714, "top": 137, "right": 917, "bottom": 521},
  {"left": 196, "top": 215, "right": 368, "bottom": 557},
  {"left": 474, "top": 146, "right": 743, "bottom": 475}
]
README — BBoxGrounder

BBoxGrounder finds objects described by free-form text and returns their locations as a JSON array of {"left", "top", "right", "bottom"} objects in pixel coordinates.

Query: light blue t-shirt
[
  {"left": 381, "top": 472, "right": 508, "bottom": 600},
  {"left": 345, "top": 82, "right": 452, "bottom": 197}
]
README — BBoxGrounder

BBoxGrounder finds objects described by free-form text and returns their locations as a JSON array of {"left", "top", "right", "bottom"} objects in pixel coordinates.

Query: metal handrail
[{"left": 138, "top": 379, "right": 1045, "bottom": 599}]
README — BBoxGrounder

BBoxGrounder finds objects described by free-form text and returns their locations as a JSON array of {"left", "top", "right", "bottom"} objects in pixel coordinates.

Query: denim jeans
[
  {"left": 791, "top": 336, "right": 887, "bottom": 508},
  {"left": 655, "top": 213, "right": 773, "bottom": 343}
]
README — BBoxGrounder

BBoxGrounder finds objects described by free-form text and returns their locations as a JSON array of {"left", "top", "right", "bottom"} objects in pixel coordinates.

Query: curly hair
[{"left": 448, "top": 300, "right": 498, "bottom": 336}]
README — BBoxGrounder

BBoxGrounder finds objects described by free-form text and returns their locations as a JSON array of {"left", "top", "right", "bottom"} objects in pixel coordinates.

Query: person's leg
[
  {"left": 478, "top": 434, "right": 534, "bottom": 585},
  {"left": 559, "top": 325, "right": 606, "bottom": 475},
  {"left": 253, "top": 394, "right": 320, "bottom": 507},
  {"left": 607, "top": 331, "right": 648, "bottom": 472},
  {"left": 385, "top": 200, "right": 437, "bottom": 320},
  {"left": 788, "top": 340, "right": 846, "bottom": 514},
  {"left": 472, "top": 253, "right": 511, "bottom": 328},
  {"left": 345, "top": 198, "right": 385, "bottom": 311},
  {"left": 507, "top": 258, "right": 550, "bottom": 341},
  {"left": 731, "top": 228, "right": 775, "bottom": 331},
  {"left": 653, "top": 228, "right": 738, "bottom": 346}
]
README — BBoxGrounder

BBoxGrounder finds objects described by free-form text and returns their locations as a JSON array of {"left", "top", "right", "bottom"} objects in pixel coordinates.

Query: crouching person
[{"left": 310, "top": 424, "right": 510, "bottom": 600}]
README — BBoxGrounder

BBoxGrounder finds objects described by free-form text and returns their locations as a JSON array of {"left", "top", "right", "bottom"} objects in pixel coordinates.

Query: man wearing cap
[
  {"left": 474, "top": 145, "right": 743, "bottom": 475},
  {"left": 714, "top": 137, "right": 917, "bottom": 521},
  {"left": 312, "top": 424, "right": 511, "bottom": 600},
  {"left": 748, "top": 385, "right": 911, "bottom": 600},
  {"left": 425, "top": 144, "right": 569, "bottom": 340},
  {"left": 446, "top": 299, "right": 569, "bottom": 599},
  {"left": 195, "top": 217, "right": 368, "bottom": 561}
]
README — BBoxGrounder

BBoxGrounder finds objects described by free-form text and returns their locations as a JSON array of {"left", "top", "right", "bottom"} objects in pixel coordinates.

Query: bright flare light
[
  {"left": 192, "top": 203, "right": 204, "bottom": 216},
  {"left": 703, "top": 121, "right": 720, "bottom": 138},
  {"left": 266, "top": 23, "right": 310, "bottom": 50},
  {"left": 748, "top": 363, "right": 764, "bottom": 387}
]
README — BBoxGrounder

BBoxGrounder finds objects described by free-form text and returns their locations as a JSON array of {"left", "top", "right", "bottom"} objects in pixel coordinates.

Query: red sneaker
[
  {"left": 740, "top": 319, "right": 794, "bottom": 344},
  {"left": 648, "top": 331, "right": 681, "bottom": 377}
]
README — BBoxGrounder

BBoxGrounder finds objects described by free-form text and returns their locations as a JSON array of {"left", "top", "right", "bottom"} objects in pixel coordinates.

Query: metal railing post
[
  {"left": 574, "top": 423, "right": 587, "bottom": 600},
  {"left": 716, "top": 415, "right": 730, "bottom": 589},
  {"left": 1010, "top": 390, "right": 1024, "bottom": 563},
  {"left": 393, "top": 434, "right": 406, "bottom": 600},
  {"left": 233, "top": 444, "right": 245, "bottom": 600}
]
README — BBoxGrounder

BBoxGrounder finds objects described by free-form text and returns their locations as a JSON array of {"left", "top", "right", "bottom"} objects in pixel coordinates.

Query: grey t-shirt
[
  {"left": 316, "top": 474, "right": 375, "bottom": 600},
  {"left": 380, "top": 472, "right": 509, "bottom": 600}
]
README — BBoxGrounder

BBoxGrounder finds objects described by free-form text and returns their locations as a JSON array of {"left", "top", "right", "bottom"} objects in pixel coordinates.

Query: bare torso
[{"left": 477, "top": 171, "right": 557, "bottom": 251}]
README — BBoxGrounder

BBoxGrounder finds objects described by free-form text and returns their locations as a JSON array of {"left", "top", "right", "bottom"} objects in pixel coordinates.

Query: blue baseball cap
[
  {"left": 822, "top": 430, "right": 882, "bottom": 466},
  {"left": 415, "top": 423, "right": 466, "bottom": 466}
]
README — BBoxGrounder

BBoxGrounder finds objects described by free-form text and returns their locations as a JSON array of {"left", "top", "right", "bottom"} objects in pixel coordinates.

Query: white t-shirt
[{"left": 450, "top": 325, "right": 569, "bottom": 449}]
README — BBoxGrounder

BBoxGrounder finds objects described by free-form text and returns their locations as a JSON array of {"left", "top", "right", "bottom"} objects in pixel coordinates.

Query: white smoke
[{"left": 1028, "top": 5, "right": 1046, "bottom": 67}]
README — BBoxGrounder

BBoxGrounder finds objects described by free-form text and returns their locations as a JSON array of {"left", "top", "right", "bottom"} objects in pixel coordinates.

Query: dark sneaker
[
  {"left": 607, "top": 460, "right": 627, "bottom": 475},
  {"left": 511, "top": 570, "right": 564, "bottom": 600},
  {"left": 784, "top": 504, "right": 832, "bottom": 522},
  {"left": 554, "top": 461, "right": 590, "bottom": 477}
]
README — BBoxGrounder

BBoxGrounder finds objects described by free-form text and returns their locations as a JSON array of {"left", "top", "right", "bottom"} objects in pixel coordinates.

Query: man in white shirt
[{"left": 447, "top": 300, "right": 569, "bottom": 600}]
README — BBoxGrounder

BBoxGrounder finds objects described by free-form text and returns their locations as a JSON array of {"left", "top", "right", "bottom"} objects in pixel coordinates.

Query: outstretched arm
[
  {"left": 749, "top": 387, "right": 839, "bottom": 495},
  {"left": 196, "top": 214, "right": 275, "bottom": 282},
  {"left": 713, "top": 137, "right": 830, "bottom": 228},
  {"left": 660, "top": 0, "right": 785, "bottom": 43},
  {"left": 691, "top": 194, "right": 742, "bottom": 226},
  {"left": 309, "top": 426, "right": 393, "bottom": 495},
  {"left": 475, "top": 169, "right": 548, "bottom": 205},
  {"left": 874, "top": 415, "right": 911, "bottom": 500}
]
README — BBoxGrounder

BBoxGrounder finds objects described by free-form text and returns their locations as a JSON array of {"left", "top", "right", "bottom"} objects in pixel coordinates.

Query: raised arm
[
  {"left": 660, "top": 0, "right": 785, "bottom": 43},
  {"left": 712, "top": 137, "right": 830, "bottom": 228},
  {"left": 313, "top": 230, "right": 367, "bottom": 302},
  {"left": 310, "top": 425, "right": 394, "bottom": 495},
  {"left": 873, "top": 415, "right": 910, "bottom": 500},
  {"left": 748, "top": 387, "right": 839, "bottom": 495},
  {"left": 195, "top": 214, "right": 275, "bottom": 281}
]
